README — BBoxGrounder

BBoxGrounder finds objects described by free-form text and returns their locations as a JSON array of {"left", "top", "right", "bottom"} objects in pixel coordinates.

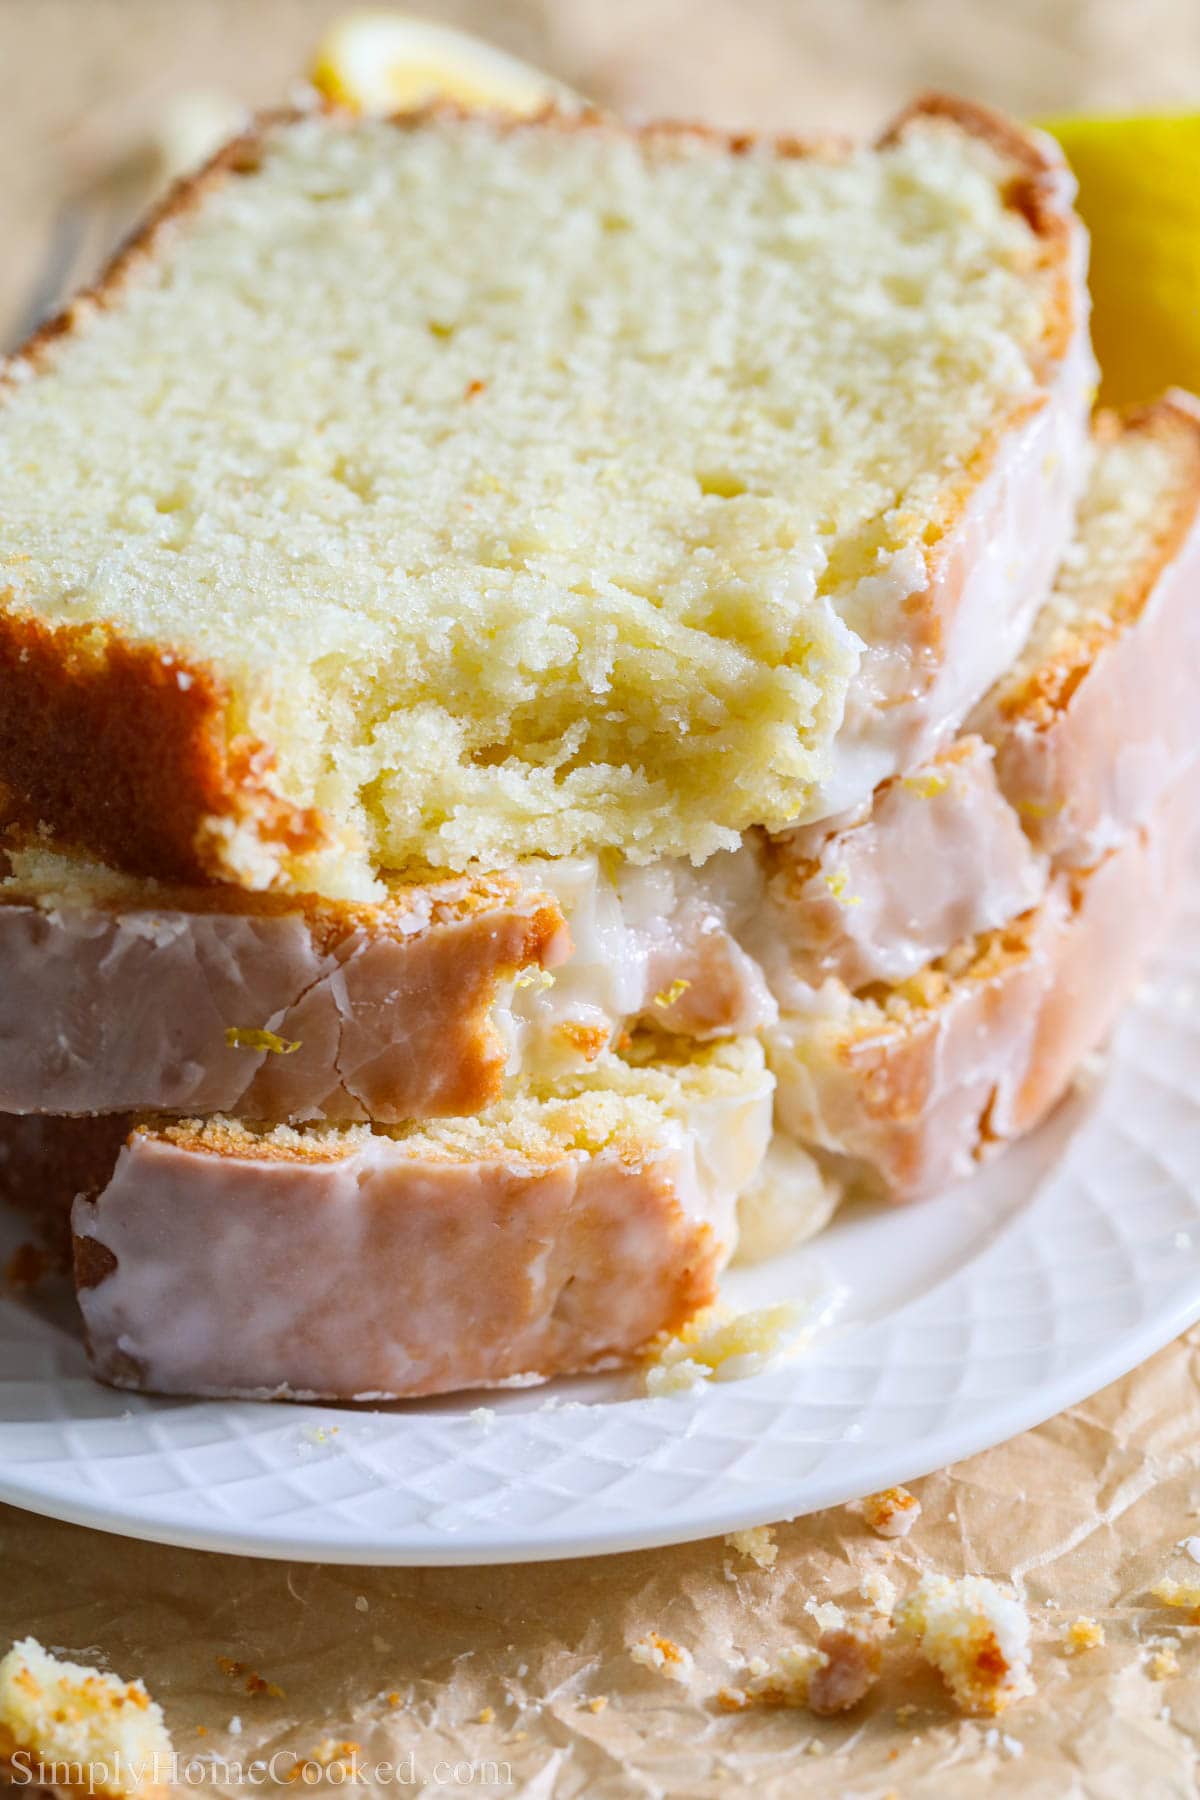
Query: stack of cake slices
[{"left": 0, "top": 96, "right": 1195, "bottom": 1402}]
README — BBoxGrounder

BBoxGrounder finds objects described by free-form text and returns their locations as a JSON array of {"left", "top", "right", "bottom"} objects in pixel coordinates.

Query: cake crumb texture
[
  {"left": 0, "top": 1637, "right": 173, "bottom": 1798},
  {"left": 0, "top": 106, "right": 1069, "bottom": 886}
]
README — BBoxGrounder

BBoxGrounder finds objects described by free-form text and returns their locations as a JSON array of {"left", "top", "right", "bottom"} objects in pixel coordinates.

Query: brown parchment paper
[
  {"left": 4, "top": 1319, "right": 1200, "bottom": 1799},
  {"left": 4, "top": 2, "right": 1200, "bottom": 1794}
]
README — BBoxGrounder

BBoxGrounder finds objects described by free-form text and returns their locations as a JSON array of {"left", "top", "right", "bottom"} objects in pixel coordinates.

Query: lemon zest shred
[
  {"left": 514, "top": 967, "right": 556, "bottom": 992},
  {"left": 225, "top": 1026, "right": 302, "bottom": 1055},
  {"left": 824, "top": 868, "right": 863, "bottom": 907},
  {"left": 901, "top": 771, "right": 949, "bottom": 800},
  {"left": 653, "top": 977, "right": 692, "bottom": 1009}
]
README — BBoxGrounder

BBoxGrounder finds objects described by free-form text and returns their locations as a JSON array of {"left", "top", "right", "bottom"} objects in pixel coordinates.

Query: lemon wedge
[
  {"left": 311, "top": 11, "right": 578, "bottom": 118},
  {"left": 1043, "top": 112, "right": 1200, "bottom": 407}
]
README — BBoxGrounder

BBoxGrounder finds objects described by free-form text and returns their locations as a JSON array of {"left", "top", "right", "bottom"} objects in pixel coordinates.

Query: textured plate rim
[
  {"left": 1, "top": 1282, "right": 1198, "bottom": 1565},
  {"left": 3, "top": 892, "right": 1200, "bottom": 1565}
]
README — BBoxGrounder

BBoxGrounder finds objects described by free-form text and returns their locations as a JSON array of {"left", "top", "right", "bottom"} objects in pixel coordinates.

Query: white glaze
[
  {"left": 810, "top": 284, "right": 1096, "bottom": 822},
  {"left": 765, "top": 738, "right": 1047, "bottom": 991},
  {"left": 768, "top": 780, "right": 1194, "bottom": 1200},
  {"left": 504, "top": 850, "right": 777, "bottom": 1075},
  {"left": 0, "top": 871, "right": 563, "bottom": 1121},
  {"left": 73, "top": 1056, "right": 772, "bottom": 1402},
  {"left": 977, "top": 498, "right": 1200, "bottom": 866}
]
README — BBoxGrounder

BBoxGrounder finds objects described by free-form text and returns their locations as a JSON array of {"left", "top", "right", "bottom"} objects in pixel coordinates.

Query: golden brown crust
[
  {"left": 371, "top": 95, "right": 851, "bottom": 164},
  {"left": 881, "top": 92, "right": 1079, "bottom": 370},
  {"left": 880, "top": 92, "right": 1062, "bottom": 182},
  {"left": 0, "top": 114, "right": 325, "bottom": 887},
  {"left": 0, "top": 609, "right": 326, "bottom": 886},
  {"left": 136, "top": 1114, "right": 637, "bottom": 1171},
  {"left": 0, "top": 830, "right": 562, "bottom": 963},
  {"left": 997, "top": 391, "right": 1200, "bottom": 725},
  {"left": 0, "top": 97, "right": 1084, "bottom": 889},
  {"left": 881, "top": 95, "right": 1083, "bottom": 591},
  {"left": 146, "top": 1117, "right": 361, "bottom": 1165}
]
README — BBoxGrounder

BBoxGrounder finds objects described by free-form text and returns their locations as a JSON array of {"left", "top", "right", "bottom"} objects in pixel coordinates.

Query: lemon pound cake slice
[
  {"left": 0, "top": 98, "right": 1089, "bottom": 895},
  {"left": 0, "top": 838, "right": 776, "bottom": 1119},
  {"left": 0, "top": 843, "right": 565, "bottom": 1120},
  {"left": 768, "top": 779, "right": 1192, "bottom": 1201},
  {"left": 70, "top": 1040, "right": 771, "bottom": 1401},
  {"left": 974, "top": 391, "right": 1200, "bottom": 865},
  {"left": 761, "top": 396, "right": 1200, "bottom": 995}
]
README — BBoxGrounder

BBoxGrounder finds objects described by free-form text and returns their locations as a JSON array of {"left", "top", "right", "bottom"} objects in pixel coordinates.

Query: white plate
[{"left": 3, "top": 879, "right": 1200, "bottom": 1567}]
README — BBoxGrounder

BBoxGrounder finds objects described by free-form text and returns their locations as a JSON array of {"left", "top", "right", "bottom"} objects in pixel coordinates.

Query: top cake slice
[{"left": 0, "top": 98, "right": 1089, "bottom": 896}]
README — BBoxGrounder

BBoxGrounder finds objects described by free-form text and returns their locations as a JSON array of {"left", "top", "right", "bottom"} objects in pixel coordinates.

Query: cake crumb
[
  {"left": 1151, "top": 1578, "right": 1200, "bottom": 1620},
  {"left": 245, "top": 1673, "right": 285, "bottom": 1700},
  {"left": 807, "top": 1627, "right": 883, "bottom": 1716},
  {"left": 725, "top": 1526, "right": 778, "bottom": 1570},
  {"left": 717, "top": 1646, "right": 825, "bottom": 1712},
  {"left": 0, "top": 1637, "right": 174, "bottom": 1798},
  {"left": 803, "top": 1598, "right": 846, "bottom": 1634},
  {"left": 718, "top": 1624, "right": 881, "bottom": 1718},
  {"left": 644, "top": 1300, "right": 817, "bottom": 1395},
  {"left": 300, "top": 1423, "right": 340, "bottom": 1448},
  {"left": 586, "top": 1696, "right": 608, "bottom": 1714},
  {"left": 895, "top": 1575, "right": 1034, "bottom": 1716},
  {"left": 860, "top": 1568, "right": 897, "bottom": 1617},
  {"left": 216, "top": 1657, "right": 284, "bottom": 1700},
  {"left": 307, "top": 1739, "right": 362, "bottom": 1777},
  {"left": 630, "top": 1635, "right": 694, "bottom": 1685},
  {"left": 354, "top": 1596, "right": 368, "bottom": 1613},
  {"left": 1149, "top": 1649, "right": 1180, "bottom": 1681},
  {"left": 477, "top": 1706, "right": 495, "bottom": 1724},
  {"left": 1064, "top": 1617, "right": 1104, "bottom": 1654},
  {"left": 856, "top": 1487, "right": 921, "bottom": 1539}
]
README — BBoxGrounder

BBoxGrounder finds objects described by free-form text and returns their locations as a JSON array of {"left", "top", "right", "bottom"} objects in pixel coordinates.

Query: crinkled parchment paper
[{"left": 4, "top": 1325, "right": 1200, "bottom": 1796}]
